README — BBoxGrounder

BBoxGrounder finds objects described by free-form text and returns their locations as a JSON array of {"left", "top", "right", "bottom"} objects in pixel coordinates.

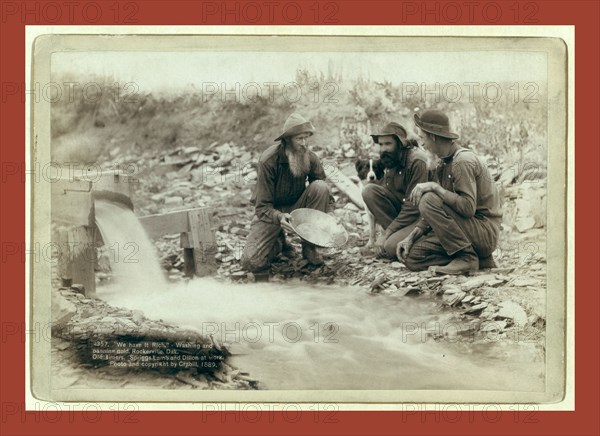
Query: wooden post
[
  {"left": 57, "top": 225, "right": 96, "bottom": 298},
  {"left": 182, "top": 247, "right": 195, "bottom": 278},
  {"left": 187, "top": 209, "right": 217, "bottom": 277}
]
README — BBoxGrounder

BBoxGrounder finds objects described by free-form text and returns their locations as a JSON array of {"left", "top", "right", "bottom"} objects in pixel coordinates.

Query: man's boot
[
  {"left": 433, "top": 246, "right": 479, "bottom": 275},
  {"left": 279, "top": 232, "right": 297, "bottom": 258},
  {"left": 479, "top": 254, "right": 497, "bottom": 269},
  {"left": 302, "top": 242, "right": 324, "bottom": 266}
]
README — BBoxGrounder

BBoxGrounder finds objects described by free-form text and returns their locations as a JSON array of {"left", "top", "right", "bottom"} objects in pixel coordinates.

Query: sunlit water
[{"left": 95, "top": 201, "right": 544, "bottom": 391}]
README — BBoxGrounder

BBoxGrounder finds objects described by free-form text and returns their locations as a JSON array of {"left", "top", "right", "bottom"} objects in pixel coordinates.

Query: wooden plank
[
  {"left": 180, "top": 232, "right": 192, "bottom": 248},
  {"left": 92, "top": 172, "right": 133, "bottom": 199},
  {"left": 324, "top": 163, "right": 366, "bottom": 209},
  {"left": 182, "top": 247, "right": 195, "bottom": 277},
  {"left": 51, "top": 180, "right": 93, "bottom": 227},
  {"left": 67, "top": 226, "right": 96, "bottom": 298},
  {"left": 56, "top": 228, "right": 71, "bottom": 281},
  {"left": 139, "top": 207, "right": 215, "bottom": 239},
  {"left": 187, "top": 209, "right": 217, "bottom": 277},
  {"left": 139, "top": 210, "right": 191, "bottom": 239}
]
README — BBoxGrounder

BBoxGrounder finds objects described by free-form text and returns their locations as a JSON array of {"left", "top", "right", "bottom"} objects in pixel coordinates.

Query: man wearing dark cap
[
  {"left": 397, "top": 109, "right": 502, "bottom": 275},
  {"left": 241, "top": 113, "right": 331, "bottom": 273},
  {"left": 362, "top": 122, "right": 430, "bottom": 258}
]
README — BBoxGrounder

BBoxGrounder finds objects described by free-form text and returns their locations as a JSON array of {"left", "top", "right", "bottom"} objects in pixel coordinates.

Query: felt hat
[
  {"left": 414, "top": 109, "right": 459, "bottom": 139},
  {"left": 274, "top": 113, "right": 315, "bottom": 141},
  {"left": 370, "top": 122, "right": 409, "bottom": 146}
]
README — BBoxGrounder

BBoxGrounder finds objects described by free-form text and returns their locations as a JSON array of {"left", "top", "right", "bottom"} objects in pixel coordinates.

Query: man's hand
[
  {"left": 396, "top": 227, "right": 424, "bottom": 260},
  {"left": 279, "top": 213, "right": 294, "bottom": 233},
  {"left": 374, "top": 235, "right": 387, "bottom": 257},
  {"left": 409, "top": 182, "right": 440, "bottom": 205},
  {"left": 396, "top": 237, "right": 413, "bottom": 260}
]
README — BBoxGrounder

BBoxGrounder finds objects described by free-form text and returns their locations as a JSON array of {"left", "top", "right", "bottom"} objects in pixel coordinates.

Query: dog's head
[{"left": 355, "top": 158, "right": 385, "bottom": 181}]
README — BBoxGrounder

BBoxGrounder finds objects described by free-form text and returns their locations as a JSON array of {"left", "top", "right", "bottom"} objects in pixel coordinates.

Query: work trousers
[
  {"left": 404, "top": 192, "right": 501, "bottom": 271},
  {"left": 241, "top": 180, "right": 330, "bottom": 272},
  {"left": 362, "top": 183, "right": 419, "bottom": 259}
]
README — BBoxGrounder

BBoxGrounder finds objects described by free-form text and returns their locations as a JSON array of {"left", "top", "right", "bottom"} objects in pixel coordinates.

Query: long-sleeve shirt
[
  {"left": 251, "top": 143, "right": 326, "bottom": 224},
  {"left": 381, "top": 147, "right": 430, "bottom": 236},
  {"left": 416, "top": 147, "right": 502, "bottom": 231}
]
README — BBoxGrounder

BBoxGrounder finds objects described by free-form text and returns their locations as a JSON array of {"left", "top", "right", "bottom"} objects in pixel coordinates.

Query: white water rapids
[{"left": 95, "top": 200, "right": 545, "bottom": 390}]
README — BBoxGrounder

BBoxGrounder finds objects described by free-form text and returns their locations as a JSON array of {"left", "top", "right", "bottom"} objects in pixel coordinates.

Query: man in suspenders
[{"left": 398, "top": 109, "right": 503, "bottom": 275}]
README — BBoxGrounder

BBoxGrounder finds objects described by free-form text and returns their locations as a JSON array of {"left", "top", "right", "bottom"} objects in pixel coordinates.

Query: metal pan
[{"left": 289, "top": 208, "right": 348, "bottom": 248}]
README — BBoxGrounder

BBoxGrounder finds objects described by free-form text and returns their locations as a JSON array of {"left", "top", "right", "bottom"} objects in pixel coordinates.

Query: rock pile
[{"left": 52, "top": 287, "right": 259, "bottom": 389}]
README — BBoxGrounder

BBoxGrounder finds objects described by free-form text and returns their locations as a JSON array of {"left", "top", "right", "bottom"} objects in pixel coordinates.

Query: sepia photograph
[{"left": 29, "top": 30, "right": 567, "bottom": 404}]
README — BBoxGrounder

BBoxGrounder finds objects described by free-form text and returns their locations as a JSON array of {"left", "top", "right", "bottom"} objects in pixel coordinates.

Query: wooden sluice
[{"left": 51, "top": 171, "right": 216, "bottom": 298}]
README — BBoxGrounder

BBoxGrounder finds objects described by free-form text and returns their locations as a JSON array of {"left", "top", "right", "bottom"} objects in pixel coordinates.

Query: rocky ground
[
  {"left": 120, "top": 142, "right": 547, "bottom": 340},
  {"left": 53, "top": 140, "right": 547, "bottom": 389}
]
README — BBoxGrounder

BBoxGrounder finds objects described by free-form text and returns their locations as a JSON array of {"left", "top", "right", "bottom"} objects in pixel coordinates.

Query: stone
[
  {"left": 496, "top": 300, "right": 528, "bottom": 326},
  {"left": 460, "top": 274, "right": 497, "bottom": 291},
  {"left": 370, "top": 275, "right": 387, "bottom": 292},
  {"left": 132, "top": 310, "right": 145, "bottom": 325},
  {"left": 52, "top": 293, "right": 77, "bottom": 327},
  {"left": 244, "top": 170, "right": 258, "bottom": 181},
  {"left": 165, "top": 196, "right": 184, "bottom": 207},
  {"left": 55, "top": 340, "right": 72, "bottom": 351},
  {"left": 515, "top": 215, "right": 535, "bottom": 233},
  {"left": 390, "top": 262, "right": 403, "bottom": 269},
  {"left": 512, "top": 277, "right": 541, "bottom": 287},
  {"left": 442, "top": 285, "right": 462, "bottom": 294},
  {"left": 443, "top": 291, "right": 466, "bottom": 306},
  {"left": 463, "top": 302, "right": 489, "bottom": 314},
  {"left": 403, "top": 287, "right": 421, "bottom": 297},
  {"left": 231, "top": 271, "right": 247, "bottom": 281},
  {"left": 481, "top": 320, "right": 507, "bottom": 332},
  {"left": 70, "top": 284, "right": 86, "bottom": 294},
  {"left": 79, "top": 308, "right": 95, "bottom": 319},
  {"left": 461, "top": 295, "right": 474, "bottom": 304},
  {"left": 171, "top": 188, "right": 192, "bottom": 198}
]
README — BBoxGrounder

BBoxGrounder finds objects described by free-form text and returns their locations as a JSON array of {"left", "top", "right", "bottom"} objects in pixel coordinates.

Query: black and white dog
[
  {"left": 353, "top": 139, "right": 425, "bottom": 249},
  {"left": 353, "top": 158, "right": 385, "bottom": 248}
]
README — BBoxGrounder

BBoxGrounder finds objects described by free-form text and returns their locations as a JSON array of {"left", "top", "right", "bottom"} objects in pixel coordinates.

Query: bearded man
[
  {"left": 241, "top": 113, "right": 331, "bottom": 273},
  {"left": 362, "top": 122, "right": 430, "bottom": 258}
]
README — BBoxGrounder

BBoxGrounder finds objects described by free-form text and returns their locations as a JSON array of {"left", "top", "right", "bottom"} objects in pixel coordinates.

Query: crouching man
[
  {"left": 398, "top": 109, "right": 502, "bottom": 275},
  {"left": 362, "top": 122, "right": 430, "bottom": 258},
  {"left": 241, "top": 113, "right": 331, "bottom": 273}
]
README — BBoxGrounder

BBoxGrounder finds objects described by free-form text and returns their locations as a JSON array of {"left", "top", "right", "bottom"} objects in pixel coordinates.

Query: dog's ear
[
  {"left": 406, "top": 139, "right": 420, "bottom": 148},
  {"left": 355, "top": 159, "right": 366, "bottom": 171}
]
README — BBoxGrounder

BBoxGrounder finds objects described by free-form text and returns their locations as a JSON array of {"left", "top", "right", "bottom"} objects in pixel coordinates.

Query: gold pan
[{"left": 290, "top": 208, "right": 348, "bottom": 248}]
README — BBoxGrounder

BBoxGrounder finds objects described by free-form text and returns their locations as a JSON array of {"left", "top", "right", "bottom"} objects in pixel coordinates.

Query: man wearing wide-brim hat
[
  {"left": 241, "top": 113, "right": 331, "bottom": 273},
  {"left": 362, "top": 122, "right": 430, "bottom": 258},
  {"left": 397, "top": 109, "right": 502, "bottom": 275}
]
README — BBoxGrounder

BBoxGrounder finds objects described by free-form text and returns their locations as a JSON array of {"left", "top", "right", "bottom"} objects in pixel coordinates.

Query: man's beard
[
  {"left": 286, "top": 148, "right": 311, "bottom": 177},
  {"left": 379, "top": 151, "right": 400, "bottom": 168}
]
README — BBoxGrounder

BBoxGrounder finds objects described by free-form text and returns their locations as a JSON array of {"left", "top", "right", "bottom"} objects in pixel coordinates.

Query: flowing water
[
  {"left": 95, "top": 201, "right": 545, "bottom": 391},
  {"left": 94, "top": 200, "right": 167, "bottom": 291}
]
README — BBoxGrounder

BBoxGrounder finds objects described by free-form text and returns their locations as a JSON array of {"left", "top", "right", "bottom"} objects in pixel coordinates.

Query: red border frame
[{"left": 1, "top": 1, "right": 598, "bottom": 435}]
